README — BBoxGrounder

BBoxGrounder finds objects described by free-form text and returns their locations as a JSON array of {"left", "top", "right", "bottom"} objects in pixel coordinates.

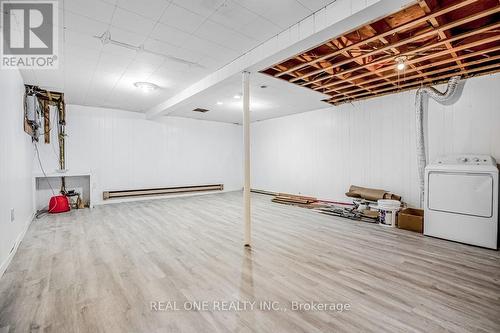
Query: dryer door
[{"left": 427, "top": 172, "right": 493, "bottom": 218}]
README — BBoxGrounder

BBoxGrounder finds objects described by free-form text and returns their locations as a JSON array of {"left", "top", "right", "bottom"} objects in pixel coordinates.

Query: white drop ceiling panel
[
  {"left": 195, "top": 20, "right": 255, "bottom": 52},
  {"left": 63, "top": 11, "right": 108, "bottom": 36},
  {"left": 19, "top": 0, "right": 338, "bottom": 119},
  {"left": 297, "top": 0, "right": 337, "bottom": 12},
  {"left": 111, "top": 8, "right": 156, "bottom": 36},
  {"left": 116, "top": 0, "right": 170, "bottom": 20},
  {"left": 63, "top": 30, "right": 102, "bottom": 51},
  {"left": 238, "top": 16, "right": 282, "bottom": 42},
  {"left": 64, "top": 0, "right": 115, "bottom": 22},
  {"left": 108, "top": 26, "right": 147, "bottom": 46},
  {"left": 183, "top": 35, "right": 239, "bottom": 63},
  {"left": 172, "top": 0, "right": 225, "bottom": 17},
  {"left": 143, "top": 38, "right": 201, "bottom": 65},
  {"left": 209, "top": 1, "right": 260, "bottom": 31},
  {"left": 159, "top": 3, "right": 206, "bottom": 34},
  {"left": 149, "top": 23, "right": 194, "bottom": 48},
  {"left": 233, "top": 0, "right": 312, "bottom": 28}
]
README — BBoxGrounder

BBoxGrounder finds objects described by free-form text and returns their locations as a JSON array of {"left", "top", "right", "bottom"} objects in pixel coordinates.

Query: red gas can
[{"left": 48, "top": 195, "right": 70, "bottom": 214}]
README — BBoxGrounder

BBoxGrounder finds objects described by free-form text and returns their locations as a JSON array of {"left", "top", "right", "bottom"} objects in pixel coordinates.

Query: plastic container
[
  {"left": 49, "top": 195, "right": 70, "bottom": 214},
  {"left": 377, "top": 199, "right": 401, "bottom": 227}
]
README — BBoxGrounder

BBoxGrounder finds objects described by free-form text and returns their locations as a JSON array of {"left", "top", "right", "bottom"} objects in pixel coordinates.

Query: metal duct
[{"left": 415, "top": 76, "right": 461, "bottom": 207}]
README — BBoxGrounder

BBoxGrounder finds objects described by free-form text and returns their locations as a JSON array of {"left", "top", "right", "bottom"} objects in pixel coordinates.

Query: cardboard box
[{"left": 398, "top": 208, "right": 424, "bottom": 233}]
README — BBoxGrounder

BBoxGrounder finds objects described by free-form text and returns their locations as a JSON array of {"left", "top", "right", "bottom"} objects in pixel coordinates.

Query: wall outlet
[{"left": 10, "top": 208, "right": 15, "bottom": 222}]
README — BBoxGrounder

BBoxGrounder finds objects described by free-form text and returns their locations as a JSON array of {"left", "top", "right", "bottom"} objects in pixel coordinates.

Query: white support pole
[{"left": 242, "top": 71, "right": 251, "bottom": 247}]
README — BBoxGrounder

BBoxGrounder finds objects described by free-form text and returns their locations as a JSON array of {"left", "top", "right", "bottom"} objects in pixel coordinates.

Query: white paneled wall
[
  {"left": 35, "top": 105, "right": 243, "bottom": 204},
  {"left": 0, "top": 69, "right": 34, "bottom": 275},
  {"left": 427, "top": 75, "right": 500, "bottom": 160},
  {"left": 252, "top": 73, "right": 500, "bottom": 207}
]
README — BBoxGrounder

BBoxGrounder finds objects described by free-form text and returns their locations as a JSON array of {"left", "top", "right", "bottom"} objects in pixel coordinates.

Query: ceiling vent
[{"left": 192, "top": 108, "right": 210, "bottom": 113}]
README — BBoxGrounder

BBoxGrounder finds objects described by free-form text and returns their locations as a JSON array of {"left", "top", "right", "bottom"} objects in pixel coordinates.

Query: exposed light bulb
[{"left": 395, "top": 56, "right": 407, "bottom": 71}]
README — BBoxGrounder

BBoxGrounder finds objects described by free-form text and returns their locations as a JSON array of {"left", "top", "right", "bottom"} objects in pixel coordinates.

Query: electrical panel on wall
[
  {"left": 24, "top": 86, "right": 41, "bottom": 140},
  {"left": 23, "top": 85, "right": 64, "bottom": 143}
]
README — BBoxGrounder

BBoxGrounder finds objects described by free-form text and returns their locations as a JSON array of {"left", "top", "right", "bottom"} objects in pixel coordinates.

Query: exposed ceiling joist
[
  {"left": 306, "top": 20, "right": 499, "bottom": 90},
  {"left": 332, "top": 62, "right": 500, "bottom": 104},
  {"left": 332, "top": 66, "right": 500, "bottom": 105},
  {"left": 261, "top": 0, "right": 500, "bottom": 105},
  {"left": 274, "top": 0, "right": 480, "bottom": 79},
  {"left": 321, "top": 38, "right": 500, "bottom": 94},
  {"left": 327, "top": 45, "right": 500, "bottom": 96},
  {"left": 330, "top": 53, "right": 500, "bottom": 101},
  {"left": 294, "top": 5, "right": 500, "bottom": 84}
]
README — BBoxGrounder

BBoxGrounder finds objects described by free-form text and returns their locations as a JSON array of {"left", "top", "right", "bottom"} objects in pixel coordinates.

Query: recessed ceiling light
[
  {"left": 134, "top": 81, "right": 158, "bottom": 92},
  {"left": 216, "top": 101, "right": 223, "bottom": 105},
  {"left": 260, "top": 85, "right": 268, "bottom": 89},
  {"left": 233, "top": 94, "right": 241, "bottom": 99}
]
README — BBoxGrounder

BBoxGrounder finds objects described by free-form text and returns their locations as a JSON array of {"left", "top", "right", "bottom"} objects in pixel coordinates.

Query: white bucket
[{"left": 377, "top": 200, "right": 401, "bottom": 227}]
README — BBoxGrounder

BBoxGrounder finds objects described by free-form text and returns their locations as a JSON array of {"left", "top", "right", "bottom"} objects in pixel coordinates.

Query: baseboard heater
[
  {"left": 103, "top": 184, "right": 224, "bottom": 200},
  {"left": 250, "top": 188, "right": 277, "bottom": 196}
]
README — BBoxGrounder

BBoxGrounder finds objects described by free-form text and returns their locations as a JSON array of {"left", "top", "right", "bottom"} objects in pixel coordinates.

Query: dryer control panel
[{"left": 434, "top": 154, "right": 495, "bottom": 166}]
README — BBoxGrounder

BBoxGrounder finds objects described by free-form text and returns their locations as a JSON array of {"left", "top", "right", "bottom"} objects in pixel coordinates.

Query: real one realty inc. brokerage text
[{"left": 151, "top": 300, "right": 351, "bottom": 313}]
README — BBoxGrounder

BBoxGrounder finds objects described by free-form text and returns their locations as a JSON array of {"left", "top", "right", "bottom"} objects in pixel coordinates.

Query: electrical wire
[
  {"left": 34, "top": 142, "right": 55, "bottom": 195},
  {"left": 27, "top": 88, "right": 66, "bottom": 218},
  {"left": 37, "top": 107, "right": 57, "bottom": 137},
  {"left": 24, "top": 91, "right": 54, "bottom": 141},
  {"left": 34, "top": 142, "right": 60, "bottom": 217}
]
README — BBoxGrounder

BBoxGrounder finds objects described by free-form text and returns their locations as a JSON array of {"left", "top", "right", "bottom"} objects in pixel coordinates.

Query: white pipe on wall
[
  {"left": 415, "top": 76, "right": 461, "bottom": 207},
  {"left": 242, "top": 71, "right": 251, "bottom": 247}
]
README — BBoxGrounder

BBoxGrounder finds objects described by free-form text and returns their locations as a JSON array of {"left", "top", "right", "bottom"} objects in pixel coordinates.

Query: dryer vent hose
[{"left": 415, "top": 76, "right": 461, "bottom": 208}]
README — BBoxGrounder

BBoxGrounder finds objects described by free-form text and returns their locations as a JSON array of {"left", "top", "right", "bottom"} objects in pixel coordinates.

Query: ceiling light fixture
[
  {"left": 134, "top": 81, "right": 159, "bottom": 92},
  {"left": 233, "top": 94, "right": 241, "bottom": 99},
  {"left": 395, "top": 56, "right": 407, "bottom": 71},
  {"left": 216, "top": 101, "right": 223, "bottom": 105}
]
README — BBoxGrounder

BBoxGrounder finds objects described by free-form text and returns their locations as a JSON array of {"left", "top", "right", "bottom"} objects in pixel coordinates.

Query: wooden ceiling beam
[
  {"left": 323, "top": 42, "right": 500, "bottom": 95},
  {"left": 378, "top": 28, "right": 431, "bottom": 80},
  {"left": 326, "top": 40, "right": 379, "bottom": 94},
  {"left": 321, "top": 40, "right": 372, "bottom": 97},
  {"left": 329, "top": 53, "right": 500, "bottom": 98},
  {"left": 348, "top": 28, "right": 401, "bottom": 88},
  {"left": 330, "top": 67, "right": 500, "bottom": 105},
  {"left": 292, "top": 5, "right": 500, "bottom": 84},
  {"left": 288, "top": 51, "right": 353, "bottom": 96},
  {"left": 274, "top": 0, "right": 481, "bottom": 79},
  {"left": 368, "top": 22, "right": 429, "bottom": 83},
  {"left": 419, "top": 0, "right": 466, "bottom": 71},
  {"left": 330, "top": 62, "right": 500, "bottom": 104},
  {"left": 304, "top": 20, "right": 500, "bottom": 90},
  {"left": 317, "top": 35, "right": 500, "bottom": 92},
  {"left": 262, "top": 0, "right": 500, "bottom": 106}
]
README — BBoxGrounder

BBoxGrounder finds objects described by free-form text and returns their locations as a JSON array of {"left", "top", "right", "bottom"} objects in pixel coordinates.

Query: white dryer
[{"left": 424, "top": 155, "right": 498, "bottom": 249}]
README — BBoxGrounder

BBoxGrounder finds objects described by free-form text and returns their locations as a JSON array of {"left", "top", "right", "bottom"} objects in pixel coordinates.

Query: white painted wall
[
  {"left": 35, "top": 105, "right": 243, "bottom": 205},
  {"left": 0, "top": 69, "right": 34, "bottom": 276},
  {"left": 251, "top": 73, "right": 500, "bottom": 207}
]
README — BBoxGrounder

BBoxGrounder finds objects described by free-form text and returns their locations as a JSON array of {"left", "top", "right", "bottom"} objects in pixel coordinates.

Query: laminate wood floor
[{"left": 1, "top": 192, "right": 499, "bottom": 333}]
